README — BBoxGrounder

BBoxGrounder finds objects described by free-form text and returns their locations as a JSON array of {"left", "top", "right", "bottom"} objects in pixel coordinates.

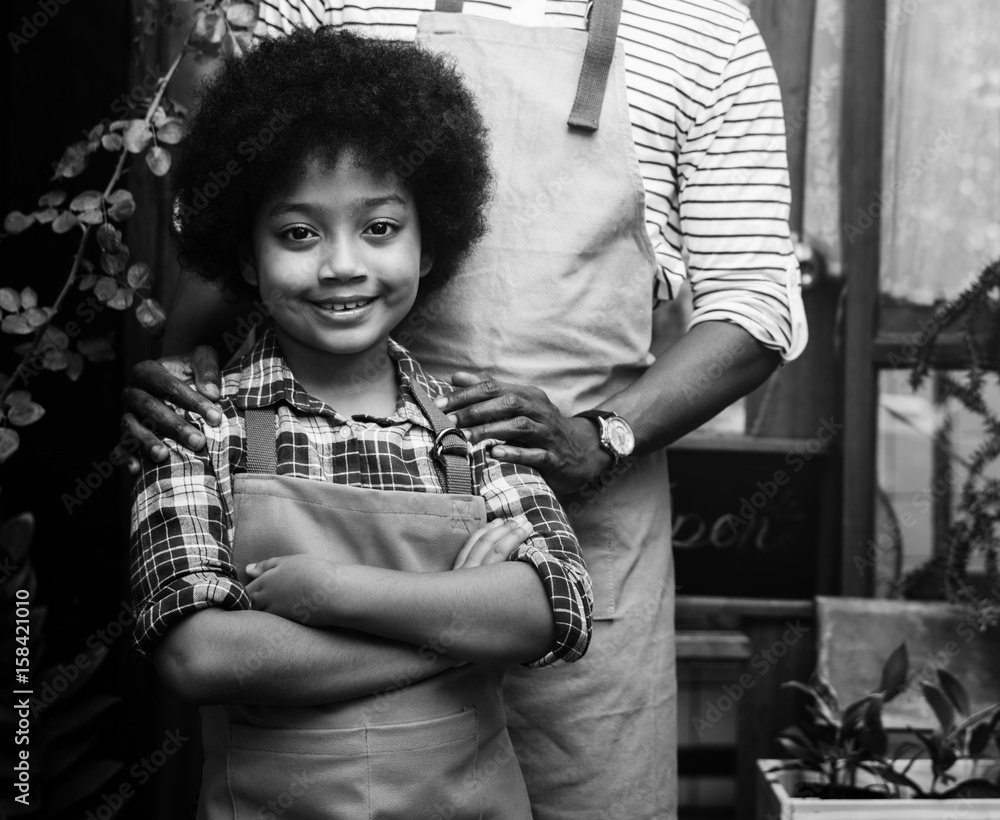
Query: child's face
[{"left": 243, "top": 151, "right": 432, "bottom": 364}]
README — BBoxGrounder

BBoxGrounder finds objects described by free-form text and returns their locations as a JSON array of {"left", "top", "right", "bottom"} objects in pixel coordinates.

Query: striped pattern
[
  {"left": 130, "top": 327, "right": 593, "bottom": 668},
  {"left": 254, "top": 0, "right": 806, "bottom": 359}
]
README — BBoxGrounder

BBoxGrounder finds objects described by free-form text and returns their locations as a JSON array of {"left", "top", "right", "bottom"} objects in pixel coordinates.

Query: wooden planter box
[{"left": 757, "top": 759, "right": 1000, "bottom": 820}]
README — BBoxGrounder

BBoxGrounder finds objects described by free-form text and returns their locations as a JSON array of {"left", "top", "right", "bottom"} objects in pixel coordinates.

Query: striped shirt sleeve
[{"left": 677, "top": 13, "right": 807, "bottom": 360}]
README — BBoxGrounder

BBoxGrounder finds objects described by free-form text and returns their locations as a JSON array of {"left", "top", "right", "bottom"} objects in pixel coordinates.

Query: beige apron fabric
[
  {"left": 196, "top": 406, "right": 532, "bottom": 819},
  {"left": 411, "top": 11, "right": 676, "bottom": 819}
]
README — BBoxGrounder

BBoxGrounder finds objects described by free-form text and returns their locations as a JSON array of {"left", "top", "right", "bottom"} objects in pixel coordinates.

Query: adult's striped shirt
[{"left": 254, "top": 0, "right": 807, "bottom": 360}]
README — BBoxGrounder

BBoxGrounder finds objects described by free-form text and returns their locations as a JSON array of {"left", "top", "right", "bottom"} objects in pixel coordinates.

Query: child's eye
[
  {"left": 281, "top": 226, "right": 315, "bottom": 242},
  {"left": 365, "top": 220, "right": 397, "bottom": 238}
]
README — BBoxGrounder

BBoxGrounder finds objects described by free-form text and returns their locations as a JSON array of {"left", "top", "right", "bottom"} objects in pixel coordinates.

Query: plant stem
[{"left": 0, "top": 45, "right": 188, "bottom": 407}]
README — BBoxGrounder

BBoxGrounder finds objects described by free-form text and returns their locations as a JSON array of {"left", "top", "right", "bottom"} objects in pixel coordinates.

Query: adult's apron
[
  {"left": 196, "top": 385, "right": 533, "bottom": 819},
  {"left": 407, "top": 4, "right": 677, "bottom": 818}
]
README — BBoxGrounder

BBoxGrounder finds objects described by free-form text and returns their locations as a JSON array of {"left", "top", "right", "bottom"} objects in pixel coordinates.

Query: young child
[{"left": 129, "top": 27, "right": 593, "bottom": 820}]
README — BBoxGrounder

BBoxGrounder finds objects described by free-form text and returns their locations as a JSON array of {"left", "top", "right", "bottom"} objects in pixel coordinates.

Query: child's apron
[{"left": 195, "top": 383, "right": 532, "bottom": 819}]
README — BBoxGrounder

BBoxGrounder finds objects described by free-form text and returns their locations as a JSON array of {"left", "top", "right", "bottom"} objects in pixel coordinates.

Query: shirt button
[{"left": 339, "top": 426, "right": 352, "bottom": 440}]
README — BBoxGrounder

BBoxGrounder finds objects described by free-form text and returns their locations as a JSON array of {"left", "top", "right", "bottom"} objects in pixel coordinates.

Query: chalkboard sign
[{"left": 668, "top": 436, "right": 827, "bottom": 598}]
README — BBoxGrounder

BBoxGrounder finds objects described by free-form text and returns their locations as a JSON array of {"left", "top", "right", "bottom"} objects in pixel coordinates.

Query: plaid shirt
[{"left": 130, "top": 326, "right": 593, "bottom": 668}]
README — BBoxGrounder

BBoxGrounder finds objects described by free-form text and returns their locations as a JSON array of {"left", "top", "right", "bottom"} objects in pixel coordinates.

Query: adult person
[{"left": 121, "top": 1, "right": 807, "bottom": 817}]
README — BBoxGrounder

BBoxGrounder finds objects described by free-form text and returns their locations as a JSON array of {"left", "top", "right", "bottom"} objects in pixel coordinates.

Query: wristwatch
[{"left": 575, "top": 410, "right": 635, "bottom": 467}]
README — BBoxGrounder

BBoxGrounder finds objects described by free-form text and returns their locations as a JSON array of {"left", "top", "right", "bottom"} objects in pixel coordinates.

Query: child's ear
[
  {"left": 238, "top": 247, "right": 259, "bottom": 287},
  {"left": 419, "top": 244, "right": 434, "bottom": 279}
]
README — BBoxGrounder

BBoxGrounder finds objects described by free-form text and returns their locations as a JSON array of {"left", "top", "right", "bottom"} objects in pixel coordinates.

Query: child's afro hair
[{"left": 171, "top": 27, "right": 493, "bottom": 297}]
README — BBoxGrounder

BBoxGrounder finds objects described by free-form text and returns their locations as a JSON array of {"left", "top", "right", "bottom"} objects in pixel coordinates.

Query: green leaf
[
  {"left": 38, "top": 190, "right": 67, "bottom": 207},
  {"left": 145, "top": 145, "right": 171, "bottom": 177},
  {"left": 108, "top": 195, "right": 135, "bottom": 222},
  {"left": 126, "top": 263, "right": 154, "bottom": 291},
  {"left": 922, "top": 682, "right": 956, "bottom": 733},
  {"left": 100, "top": 249, "right": 129, "bottom": 275},
  {"left": 42, "top": 348, "right": 68, "bottom": 372},
  {"left": 1, "top": 315, "right": 33, "bottom": 335},
  {"left": 96, "top": 223, "right": 122, "bottom": 253},
  {"left": 24, "top": 307, "right": 48, "bottom": 328},
  {"left": 106, "top": 287, "right": 135, "bottom": 311},
  {"left": 0, "top": 512, "right": 33, "bottom": 565},
  {"left": 8, "top": 402, "right": 45, "bottom": 427},
  {"left": 20, "top": 287, "right": 37, "bottom": 309},
  {"left": 52, "top": 144, "right": 89, "bottom": 179},
  {"left": 936, "top": 668, "right": 970, "bottom": 716},
  {"left": 0, "top": 287, "right": 21, "bottom": 313},
  {"left": 969, "top": 719, "right": 993, "bottom": 755},
  {"left": 52, "top": 210, "right": 80, "bottom": 234},
  {"left": 78, "top": 274, "right": 99, "bottom": 291},
  {"left": 77, "top": 335, "right": 115, "bottom": 363},
  {"left": 5, "top": 390, "right": 31, "bottom": 406},
  {"left": 87, "top": 124, "right": 104, "bottom": 142},
  {"left": 78, "top": 209, "right": 104, "bottom": 226},
  {"left": 156, "top": 121, "right": 183, "bottom": 145},
  {"left": 879, "top": 642, "right": 908, "bottom": 701},
  {"left": 135, "top": 297, "right": 167, "bottom": 334},
  {"left": 35, "top": 207, "right": 58, "bottom": 224},
  {"left": 0, "top": 429, "right": 20, "bottom": 463},
  {"left": 4, "top": 211, "right": 35, "bottom": 234},
  {"left": 858, "top": 695, "right": 888, "bottom": 756},
  {"left": 94, "top": 277, "right": 120, "bottom": 302},
  {"left": 101, "top": 133, "right": 124, "bottom": 152},
  {"left": 66, "top": 351, "right": 84, "bottom": 381},
  {"left": 123, "top": 119, "right": 153, "bottom": 154},
  {"left": 69, "top": 191, "right": 102, "bottom": 213}
]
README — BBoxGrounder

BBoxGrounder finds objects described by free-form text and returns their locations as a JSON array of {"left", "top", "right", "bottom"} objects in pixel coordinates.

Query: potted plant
[
  {"left": 757, "top": 642, "right": 1000, "bottom": 819},
  {"left": 900, "top": 257, "right": 1000, "bottom": 628}
]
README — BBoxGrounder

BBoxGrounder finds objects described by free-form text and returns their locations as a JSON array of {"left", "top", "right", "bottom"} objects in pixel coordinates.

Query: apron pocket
[
  {"left": 367, "top": 707, "right": 481, "bottom": 820},
  {"left": 227, "top": 722, "right": 370, "bottom": 819}
]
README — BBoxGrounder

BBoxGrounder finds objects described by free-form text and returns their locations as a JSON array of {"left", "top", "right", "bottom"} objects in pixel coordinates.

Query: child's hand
[
  {"left": 452, "top": 515, "right": 533, "bottom": 569},
  {"left": 245, "top": 555, "right": 340, "bottom": 625}
]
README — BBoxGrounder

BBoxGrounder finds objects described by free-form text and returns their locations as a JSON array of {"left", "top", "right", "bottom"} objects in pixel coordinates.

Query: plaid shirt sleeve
[
  {"left": 129, "top": 408, "right": 251, "bottom": 659},
  {"left": 472, "top": 447, "right": 594, "bottom": 668}
]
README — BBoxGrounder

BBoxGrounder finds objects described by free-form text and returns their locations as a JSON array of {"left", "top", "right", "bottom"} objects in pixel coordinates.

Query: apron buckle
[{"left": 433, "top": 426, "right": 469, "bottom": 460}]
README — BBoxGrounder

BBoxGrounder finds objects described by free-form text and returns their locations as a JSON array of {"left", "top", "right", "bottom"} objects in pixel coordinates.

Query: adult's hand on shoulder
[
  {"left": 436, "top": 372, "right": 611, "bottom": 496},
  {"left": 117, "top": 345, "right": 224, "bottom": 474}
]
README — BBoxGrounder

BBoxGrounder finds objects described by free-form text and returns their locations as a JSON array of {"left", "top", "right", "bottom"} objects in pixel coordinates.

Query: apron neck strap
[
  {"left": 244, "top": 407, "right": 278, "bottom": 474},
  {"left": 242, "top": 393, "right": 474, "bottom": 496},
  {"left": 400, "top": 372, "right": 474, "bottom": 497},
  {"left": 433, "top": 0, "right": 621, "bottom": 131}
]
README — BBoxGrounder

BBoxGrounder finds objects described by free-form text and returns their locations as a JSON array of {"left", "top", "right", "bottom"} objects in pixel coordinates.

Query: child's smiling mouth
[{"left": 312, "top": 297, "right": 377, "bottom": 313}]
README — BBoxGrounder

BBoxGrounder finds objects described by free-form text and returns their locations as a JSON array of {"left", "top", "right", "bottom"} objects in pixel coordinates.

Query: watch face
[{"left": 605, "top": 417, "right": 635, "bottom": 457}]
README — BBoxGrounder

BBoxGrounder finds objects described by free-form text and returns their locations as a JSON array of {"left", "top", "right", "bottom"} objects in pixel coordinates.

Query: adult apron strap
[
  {"left": 432, "top": 0, "right": 621, "bottom": 130},
  {"left": 242, "top": 398, "right": 473, "bottom": 495}
]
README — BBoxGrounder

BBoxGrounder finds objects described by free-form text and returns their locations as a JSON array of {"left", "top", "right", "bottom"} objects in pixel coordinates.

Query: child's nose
[{"left": 318, "top": 241, "right": 364, "bottom": 281}]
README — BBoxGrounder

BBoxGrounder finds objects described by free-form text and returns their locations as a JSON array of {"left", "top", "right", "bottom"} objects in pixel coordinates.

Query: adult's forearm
[
  {"left": 154, "top": 608, "right": 456, "bottom": 706},
  {"left": 331, "top": 563, "right": 555, "bottom": 666},
  {"left": 606, "top": 321, "right": 781, "bottom": 456}
]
